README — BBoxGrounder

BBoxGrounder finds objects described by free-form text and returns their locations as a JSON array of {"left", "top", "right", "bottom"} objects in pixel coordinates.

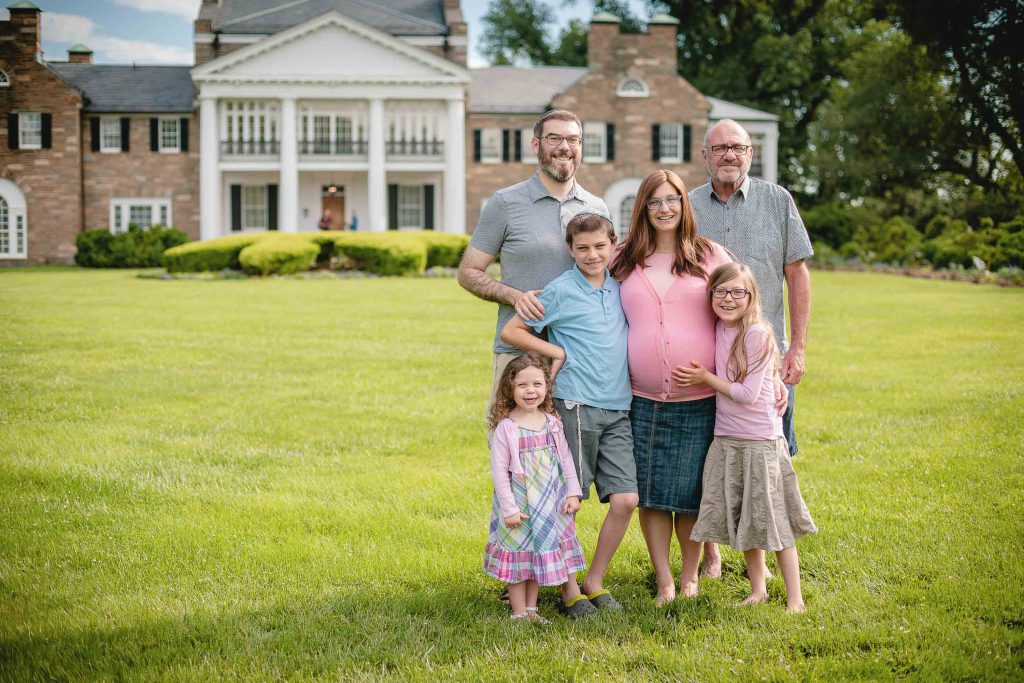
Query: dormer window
[{"left": 616, "top": 78, "right": 649, "bottom": 98}]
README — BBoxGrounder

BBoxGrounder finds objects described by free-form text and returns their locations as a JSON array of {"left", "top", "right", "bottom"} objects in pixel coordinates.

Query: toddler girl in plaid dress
[{"left": 484, "top": 353, "right": 587, "bottom": 622}]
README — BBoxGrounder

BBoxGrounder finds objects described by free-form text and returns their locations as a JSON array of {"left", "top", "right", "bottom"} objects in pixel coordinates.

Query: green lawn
[{"left": 1, "top": 268, "right": 1021, "bottom": 681}]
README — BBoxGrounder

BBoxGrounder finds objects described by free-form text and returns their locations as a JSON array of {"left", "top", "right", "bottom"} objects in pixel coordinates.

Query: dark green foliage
[
  {"left": 803, "top": 202, "right": 880, "bottom": 249},
  {"left": 330, "top": 233, "right": 426, "bottom": 276},
  {"left": 840, "top": 216, "right": 922, "bottom": 265},
  {"left": 163, "top": 234, "right": 261, "bottom": 272},
  {"left": 75, "top": 225, "right": 188, "bottom": 268},
  {"left": 418, "top": 233, "right": 470, "bottom": 268}
]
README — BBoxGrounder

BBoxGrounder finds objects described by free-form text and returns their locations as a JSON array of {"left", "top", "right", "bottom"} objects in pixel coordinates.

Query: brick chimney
[
  {"left": 6, "top": 0, "right": 41, "bottom": 62},
  {"left": 442, "top": 0, "right": 466, "bottom": 67},
  {"left": 588, "top": 12, "right": 621, "bottom": 70},
  {"left": 67, "top": 44, "right": 92, "bottom": 64},
  {"left": 646, "top": 13, "right": 680, "bottom": 69}
]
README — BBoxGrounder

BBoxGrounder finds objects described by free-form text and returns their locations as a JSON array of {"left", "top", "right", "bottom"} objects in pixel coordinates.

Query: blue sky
[{"left": 2, "top": 0, "right": 649, "bottom": 67}]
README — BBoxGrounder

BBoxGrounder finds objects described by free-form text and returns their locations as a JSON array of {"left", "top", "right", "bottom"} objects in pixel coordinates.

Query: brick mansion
[{"left": 0, "top": 0, "right": 779, "bottom": 264}]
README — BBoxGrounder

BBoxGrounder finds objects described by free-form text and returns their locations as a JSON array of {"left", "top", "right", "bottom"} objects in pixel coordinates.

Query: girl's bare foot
[
  {"left": 655, "top": 586, "right": 676, "bottom": 606},
  {"left": 738, "top": 592, "right": 768, "bottom": 607},
  {"left": 701, "top": 544, "right": 722, "bottom": 579},
  {"left": 680, "top": 580, "right": 699, "bottom": 598},
  {"left": 786, "top": 601, "right": 806, "bottom": 614}
]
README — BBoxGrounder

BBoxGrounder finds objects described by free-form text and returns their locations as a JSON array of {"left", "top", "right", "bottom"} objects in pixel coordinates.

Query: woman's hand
[
  {"left": 674, "top": 360, "right": 710, "bottom": 387},
  {"left": 562, "top": 496, "right": 581, "bottom": 515},
  {"left": 504, "top": 511, "right": 529, "bottom": 529}
]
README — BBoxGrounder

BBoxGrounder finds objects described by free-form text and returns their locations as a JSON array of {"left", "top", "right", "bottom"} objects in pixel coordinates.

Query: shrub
[
  {"left": 922, "top": 225, "right": 1007, "bottom": 269},
  {"left": 330, "top": 233, "right": 426, "bottom": 275},
  {"left": 238, "top": 235, "right": 318, "bottom": 276},
  {"left": 414, "top": 232, "right": 471, "bottom": 268},
  {"left": 839, "top": 216, "right": 923, "bottom": 265},
  {"left": 76, "top": 225, "right": 188, "bottom": 268},
  {"left": 163, "top": 234, "right": 261, "bottom": 272}
]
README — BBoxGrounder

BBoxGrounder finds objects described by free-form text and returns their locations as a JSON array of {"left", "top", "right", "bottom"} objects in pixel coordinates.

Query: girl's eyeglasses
[{"left": 711, "top": 287, "right": 750, "bottom": 300}]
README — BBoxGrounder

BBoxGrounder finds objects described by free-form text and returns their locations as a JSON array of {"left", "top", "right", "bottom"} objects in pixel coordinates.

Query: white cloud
[
  {"left": 42, "top": 11, "right": 191, "bottom": 64},
  {"left": 42, "top": 12, "right": 96, "bottom": 42},
  {"left": 111, "top": 0, "right": 201, "bottom": 21}
]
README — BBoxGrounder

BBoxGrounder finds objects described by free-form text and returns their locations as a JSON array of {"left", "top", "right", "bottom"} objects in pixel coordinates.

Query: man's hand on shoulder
[{"left": 514, "top": 289, "right": 545, "bottom": 321}]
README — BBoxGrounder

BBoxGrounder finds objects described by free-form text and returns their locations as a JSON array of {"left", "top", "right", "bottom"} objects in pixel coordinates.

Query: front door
[{"left": 322, "top": 195, "right": 345, "bottom": 229}]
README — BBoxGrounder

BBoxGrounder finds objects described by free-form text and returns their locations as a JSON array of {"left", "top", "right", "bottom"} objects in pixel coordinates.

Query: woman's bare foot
[
  {"left": 680, "top": 580, "right": 699, "bottom": 598},
  {"left": 786, "top": 601, "right": 806, "bottom": 614},
  {"left": 701, "top": 544, "right": 722, "bottom": 579},
  {"left": 737, "top": 592, "right": 768, "bottom": 607},
  {"left": 655, "top": 586, "right": 676, "bottom": 606}
]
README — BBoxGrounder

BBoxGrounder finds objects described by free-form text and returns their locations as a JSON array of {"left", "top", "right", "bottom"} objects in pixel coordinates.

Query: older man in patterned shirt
[{"left": 688, "top": 119, "right": 813, "bottom": 459}]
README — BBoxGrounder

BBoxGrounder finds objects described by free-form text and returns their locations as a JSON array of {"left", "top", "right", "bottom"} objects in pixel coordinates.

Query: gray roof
[
  {"left": 48, "top": 64, "right": 193, "bottom": 113},
  {"left": 469, "top": 66, "right": 587, "bottom": 113},
  {"left": 212, "top": 0, "right": 447, "bottom": 36},
  {"left": 706, "top": 96, "right": 779, "bottom": 122}
]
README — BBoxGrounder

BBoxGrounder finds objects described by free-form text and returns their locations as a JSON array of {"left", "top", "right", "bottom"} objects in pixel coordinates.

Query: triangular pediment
[{"left": 192, "top": 10, "right": 468, "bottom": 85}]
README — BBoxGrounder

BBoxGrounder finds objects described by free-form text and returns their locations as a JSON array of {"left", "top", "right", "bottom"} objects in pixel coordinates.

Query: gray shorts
[{"left": 555, "top": 399, "right": 638, "bottom": 503}]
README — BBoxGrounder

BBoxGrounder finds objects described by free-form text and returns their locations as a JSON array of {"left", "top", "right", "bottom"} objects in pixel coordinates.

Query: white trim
[
  {"left": 158, "top": 117, "right": 180, "bottom": 153},
  {"left": 191, "top": 10, "right": 470, "bottom": 85},
  {"left": 99, "top": 117, "right": 121, "bottom": 153},
  {"left": 603, "top": 177, "right": 643, "bottom": 239},
  {"left": 109, "top": 197, "right": 172, "bottom": 233},
  {"left": 583, "top": 121, "right": 606, "bottom": 163},
  {"left": 0, "top": 179, "right": 28, "bottom": 259},
  {"left": 616, "top": 77, "right": 649, "bottom": 98},
  {"left": 479, "top": 127, "right": 501, "bottom": 164},
  {"left": 18, "top": 112, "right": 42, "bottom": 150}
]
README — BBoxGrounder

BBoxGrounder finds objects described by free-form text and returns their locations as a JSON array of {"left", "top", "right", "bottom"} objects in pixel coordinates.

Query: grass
[{"left": 1, "top": 267, "right": 1022, "bottom": 681}]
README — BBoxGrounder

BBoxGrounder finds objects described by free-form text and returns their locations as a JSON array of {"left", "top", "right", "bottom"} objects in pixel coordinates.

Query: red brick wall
[
  {"left": 81, "top": 115, "right": 200, "bottom": 239},
  {"left": 464, "top": 22, "right": 711, "bottom": 234},
  {"left": 0, "top": 9, "right": 83, "bottom": 264}
]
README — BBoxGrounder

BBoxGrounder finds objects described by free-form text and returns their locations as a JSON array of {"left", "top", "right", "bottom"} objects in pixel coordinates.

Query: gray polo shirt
[
  {"left": 689, "top": 175, "right": 813, "bottom": 354},
  {"left": 469, "top": 172, "right": 608, "bottom": 353}
]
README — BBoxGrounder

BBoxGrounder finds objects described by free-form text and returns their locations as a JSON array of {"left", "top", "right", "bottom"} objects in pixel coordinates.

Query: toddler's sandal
[
  {"left": 587, "top": 589, "right": 624, "bottom": 611},
  {"left": 525, "top": 607, "right": 550, "bottom": 625},
  {"left": 558, "top": 594, "right": 597, "bottom": 619}
]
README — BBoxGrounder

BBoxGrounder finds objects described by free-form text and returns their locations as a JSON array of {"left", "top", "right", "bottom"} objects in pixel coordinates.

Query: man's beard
[{"left": 539, "top": 149, "right": 579, "bottom": 183}]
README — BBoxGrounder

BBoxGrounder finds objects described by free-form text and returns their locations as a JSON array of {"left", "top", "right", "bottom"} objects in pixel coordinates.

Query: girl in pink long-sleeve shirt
[
  {"left": 677, "top": 263, "right": 817, "bottom": 613},
  {"left": 483, "top": 353, "right": 587, "bottom": 622}
]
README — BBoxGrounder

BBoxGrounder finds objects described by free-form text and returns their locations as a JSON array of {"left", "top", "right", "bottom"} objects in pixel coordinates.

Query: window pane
[
  {"left": 583, "top": 122, "right": 605, "bottom": 160},
  {"left": 618, "top": 195, "right": 635, "bottom": 240},
  {"left": 129, "top": 205, "right": 153, "bottom": 228},
  {"left": 101, "top": 118, "right": 121, "bottom": 150},
  {"left": 114, "top": 205, "right": 122, "bottom": 232},
  {"left": 481, "top": 128, "right": 501, "bottom": 162},
  {"left": 398, "top": 185, "right": 422, "bottom": 228},
  {"left": 0, "top": 197, "right": 7, "bottom": 254},
  {"left": 160, "top": 119, "right": 179, "bottom": 149},
  {"left": 336, "top": 117, "right": 352, "bottom": 142},
  {"left": 160, "top": 204, "right": 169, "bottom": 226},
  {"left": 520, "top": 128, "right": 533, "bottom": 162},
  {"left": 243, "top": 186, "right": 267, "bottom": 228},
  {"left": 659, "top": 124, "right": 681, "bottom": 160},
  {"left": 20, "top": 112, "right": 41, "bottom": 147}
]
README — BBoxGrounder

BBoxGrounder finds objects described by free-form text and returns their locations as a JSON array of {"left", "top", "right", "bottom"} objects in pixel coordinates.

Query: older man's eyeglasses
[
  {"left": 707, "top": 144, "right": 751, "bottom": 156},
  {"left": 711, "top": 287, "right": 750, "bottom": 300},
  {"left": 646, "top": 195, "right": 682, "bottom": 210},
  {"left": 541, "top": 134, "right": 583, "bottom": 147}
]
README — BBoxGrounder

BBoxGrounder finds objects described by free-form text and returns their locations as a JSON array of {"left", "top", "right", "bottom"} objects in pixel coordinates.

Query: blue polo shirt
[{"left": 525, "top": 265, "right": 631, "bottom": 410}]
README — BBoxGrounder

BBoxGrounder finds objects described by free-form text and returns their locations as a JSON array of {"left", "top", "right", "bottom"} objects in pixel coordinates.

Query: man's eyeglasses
[
  {"left": 706, "top": 144, "right": 751, "bottom": 156},
  {"left": 541, "top": 134, "right": 583, "bottom": 148},
  {"left": 646, "top": 195, "right": 682, "bottom": 211},
  {"left": 711, "top": 287, "right": 750, "bottom": 300}
]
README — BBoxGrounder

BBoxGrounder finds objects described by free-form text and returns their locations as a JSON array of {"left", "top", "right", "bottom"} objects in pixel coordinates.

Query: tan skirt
[{"left": 691, "top": 436, "right": 817, "bottom": 552}]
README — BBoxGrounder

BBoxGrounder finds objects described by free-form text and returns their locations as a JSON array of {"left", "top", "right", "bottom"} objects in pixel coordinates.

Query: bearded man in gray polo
[
  {"left": 688, "top": 119, "right": 813, "bottom": 457},
  {"left": 458, "top": 109, "right": 609, "bottom": 393}
]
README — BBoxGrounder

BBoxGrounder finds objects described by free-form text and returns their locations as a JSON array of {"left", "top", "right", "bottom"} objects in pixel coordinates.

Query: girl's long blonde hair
[
  {"left": 708, "top": 263, "right": 778, "bottom": 382},
  {"left": 487, "top": 353, "right": 556, "bottom": 430}
]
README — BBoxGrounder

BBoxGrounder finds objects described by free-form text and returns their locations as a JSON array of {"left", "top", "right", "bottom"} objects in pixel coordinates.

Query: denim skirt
[{"left": 631, "top": 395, "right": 716, "bottom": 514}]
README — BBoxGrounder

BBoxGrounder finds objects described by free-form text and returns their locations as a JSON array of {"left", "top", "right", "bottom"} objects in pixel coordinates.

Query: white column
[
  {"left": 279, "top": 97, "right": 299, "bottom": 232},
  {"left": 367, "top": 98, "right": 387, "bottom": 231},
  {"left": 199, "top": 95, "right": 220, "bottom": 241},
  {"left": 444, "top": 98, "right": 466, "bottom": 234}
]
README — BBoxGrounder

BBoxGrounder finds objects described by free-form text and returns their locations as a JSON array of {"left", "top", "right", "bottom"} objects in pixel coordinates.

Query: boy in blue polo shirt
[{"left": 501, "top": 211, "right": 637, "bottom": 616}]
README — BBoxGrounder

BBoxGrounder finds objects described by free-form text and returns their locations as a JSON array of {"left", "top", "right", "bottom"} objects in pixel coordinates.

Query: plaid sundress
[{"left": 483, "top": 425, "right": 587, "bottom": 586}]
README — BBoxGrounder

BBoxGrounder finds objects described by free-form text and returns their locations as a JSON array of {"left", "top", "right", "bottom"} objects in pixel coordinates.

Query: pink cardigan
[{"left": 490, "top": 414, "right": 584, "bottom": 518}]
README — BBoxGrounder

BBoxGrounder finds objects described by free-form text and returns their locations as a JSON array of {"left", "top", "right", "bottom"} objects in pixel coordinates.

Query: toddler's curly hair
[{"left": 488, "top": 353, "right": 557, "bottom": 429}]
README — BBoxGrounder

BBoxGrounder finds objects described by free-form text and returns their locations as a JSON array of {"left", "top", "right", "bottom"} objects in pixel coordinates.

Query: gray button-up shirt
[
  {"left": 689, "top": 176, "right": 813, "bottom": 354},
  {"left": 469, "top": 172, "right": 608, "bottom": 353}
]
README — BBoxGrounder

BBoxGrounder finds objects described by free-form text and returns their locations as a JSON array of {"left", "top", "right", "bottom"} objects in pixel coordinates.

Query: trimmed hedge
[
  {"left": 161, "top": 230, "right": 464, "bottom": 275},
  {"left": 238, "top": 235, "right": 319, "bottom": 276},
  {"left": 164, "top": 234, "right": 262, "bottom": 272},
  {"left": 76, "top": 225, "right": 188, "bottom": 268}
]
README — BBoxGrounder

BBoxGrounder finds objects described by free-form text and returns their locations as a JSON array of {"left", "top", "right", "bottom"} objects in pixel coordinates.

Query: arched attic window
[
  {"left": 0, "top": 69, "right": 10, "bottom": 87},
  {"left": 616, "top": 77, "right": 649, "bottom": 98}
]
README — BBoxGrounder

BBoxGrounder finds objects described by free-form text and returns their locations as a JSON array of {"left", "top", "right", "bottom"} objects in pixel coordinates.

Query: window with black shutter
[{"left": 230, "top": 185, "right": 242, "bottom": 231}]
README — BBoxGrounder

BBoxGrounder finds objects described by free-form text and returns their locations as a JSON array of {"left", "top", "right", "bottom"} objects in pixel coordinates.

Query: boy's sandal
[
  {"left": 558, "top": 594, "right": 597, "bottom": 619},
  {"left": 587, "top": 589, "right": 624, "bottom": 611}
]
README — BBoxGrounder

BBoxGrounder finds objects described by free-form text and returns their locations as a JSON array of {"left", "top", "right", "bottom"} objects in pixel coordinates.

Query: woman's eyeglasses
[{"left": 646, "top": 195, "right": 682, "bottom": 211}]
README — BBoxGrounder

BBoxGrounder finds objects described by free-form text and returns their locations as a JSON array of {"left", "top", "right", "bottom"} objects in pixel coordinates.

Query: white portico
[{"left": 191, "top": 11, "right": 469, "bottom": 238}]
